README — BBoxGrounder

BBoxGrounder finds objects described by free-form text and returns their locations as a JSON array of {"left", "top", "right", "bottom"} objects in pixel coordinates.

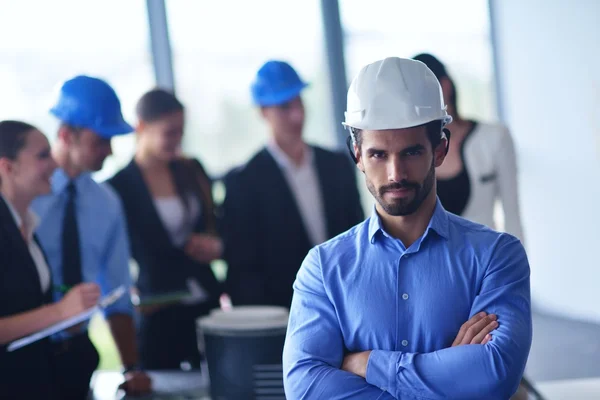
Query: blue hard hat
[
  {"left": 251, "top": 60, "right": 308, "bottom": 107},
  {"left": 50, "top": 75, "right": 133, "bottom": 138}
]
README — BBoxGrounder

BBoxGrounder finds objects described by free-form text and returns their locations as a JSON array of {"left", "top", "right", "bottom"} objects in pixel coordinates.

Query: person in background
[
  {"left": 412, "top": 53, "right": 525, "bottom": 243},
  {"left": 32, "top": 76, "right": 151, "bottom": 398},
  {"left": 0, "top": 120, "right": 101, "bottom": 399},
  {"left": 108, "top": 88, "right": 222, "bottom": 370},
  {"left": 222, "top": 60, "right": 364, "bottom": 308},
  {"left": 283, "top": 57, "right": 532, "bottom": 399}
]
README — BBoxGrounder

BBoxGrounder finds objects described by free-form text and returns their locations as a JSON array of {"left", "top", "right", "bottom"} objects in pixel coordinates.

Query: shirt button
[
  {"left": 402, "top": 293, "right": 409, "bottom": 300},
  {"left": 402, "top": 340, "right": 408, "bottom": 346}
]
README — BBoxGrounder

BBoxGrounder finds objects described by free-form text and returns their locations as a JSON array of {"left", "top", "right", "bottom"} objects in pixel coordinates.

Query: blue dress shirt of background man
[
  {"left": 282, "top": 57, "right": 532, "bottom": 400},
  {"left": 32, "top": 76, "right": 151, "bottom": 398}
]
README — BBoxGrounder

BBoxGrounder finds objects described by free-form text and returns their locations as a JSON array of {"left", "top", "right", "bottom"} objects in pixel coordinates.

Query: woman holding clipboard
[{"left": 0, "top": 120, "right": 100, "bottom": 399}]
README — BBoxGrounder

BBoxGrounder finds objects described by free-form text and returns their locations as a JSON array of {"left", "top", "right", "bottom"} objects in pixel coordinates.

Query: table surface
[
  {"left": 536, "top": 377, "right": 600, "bottom": 400},
  {"left": 90, "top": 369, "right": 211, "bottom": 400},
  {"left": 91, "top": 370, "right": 600, "bottom": 400}
]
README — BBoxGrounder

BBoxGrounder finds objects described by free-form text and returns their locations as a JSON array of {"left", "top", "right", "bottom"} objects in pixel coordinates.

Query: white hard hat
[{"left": 343, "top": 57, "right": 452, "bottom": 131}]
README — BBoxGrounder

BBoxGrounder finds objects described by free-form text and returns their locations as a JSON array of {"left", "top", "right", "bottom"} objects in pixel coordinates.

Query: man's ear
[
  {"left": 57, "top": 125, "right": 73, "bottom": 145},
  {"left": 260, "top": 106, "right": 269, "bottom": 119},
  {"left": 0, "top": 158, "right": 12, "bottom": 176},
  {"left": 135, "top": 121, "right": 146, "bottom": 134},
  {"left": 353, "top": 143, "right": 365, "bottom": 174},
  {"left": 434, "top": 136, "right": 448, "bottom": 168}
]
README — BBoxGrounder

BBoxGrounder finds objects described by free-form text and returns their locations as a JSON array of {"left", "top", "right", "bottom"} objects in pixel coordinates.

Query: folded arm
[
  {"left": 283, "top": 248, "right": 394, "bottom": 400},
  {"left": 365, "top": 236, "right": 532, "bottom": 400}
]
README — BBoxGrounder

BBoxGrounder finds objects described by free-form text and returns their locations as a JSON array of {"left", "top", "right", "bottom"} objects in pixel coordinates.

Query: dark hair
[
  {"left": 136, "top": 88, "right": 184, "bottom": 123},
  {"left": 0, "top": 120, "right": 37, "bottom": 160},
  {"left": 351, "top": 120, "right": 443, "bottom": 151},
  {"left": 412, "top": 53, "right": 458, "bottom": 111},
  {"left": 136, "top": 89, "right": 193, "bottom": 213}
]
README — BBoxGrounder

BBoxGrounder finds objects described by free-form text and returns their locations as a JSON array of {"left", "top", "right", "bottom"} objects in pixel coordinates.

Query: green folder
[{"left": 133, "top": 291, "right": 191, "bottom": 307}]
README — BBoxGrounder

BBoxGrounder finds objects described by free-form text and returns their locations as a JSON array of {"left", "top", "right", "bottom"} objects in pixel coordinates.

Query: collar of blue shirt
[
  {"left": 50, "top": 168, "right": 93, "bottom": 195},
  {"left": 367, "top": 197, "right": 450, "bottom": 245}
]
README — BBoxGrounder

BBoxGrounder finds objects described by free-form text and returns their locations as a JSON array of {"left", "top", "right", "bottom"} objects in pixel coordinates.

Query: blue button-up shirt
[
  {"left": 283, "top": 199, "right": 532, "bottom": 400},
  {"left": 32, "top": 169, "right": 133, "bottom": 327}
]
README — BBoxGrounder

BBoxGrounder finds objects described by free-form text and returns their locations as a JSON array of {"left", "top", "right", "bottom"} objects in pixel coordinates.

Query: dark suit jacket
[
  {"left": 0, "top": 196, "right": 56, "bottom": 399},
  {"left": 108, "top": 159, "right": 222, "bottom": 301},
  {"left": 108, "top": 159, "right": 224, "bottom": 368},
  {"left": 221, "top": 146, "right": 364, "bottom": 308}
]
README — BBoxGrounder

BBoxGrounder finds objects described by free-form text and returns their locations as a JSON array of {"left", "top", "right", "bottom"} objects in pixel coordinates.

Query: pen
[{"left": 54, "top": 284, "right": 72, "bottom": 294}]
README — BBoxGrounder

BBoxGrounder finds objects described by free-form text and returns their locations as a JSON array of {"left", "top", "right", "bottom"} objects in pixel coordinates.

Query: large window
[
  {"left": 340, "top": 0, "right": 497, "bottom": 122},
  {"left": 0, "top": 0, "right": 154, "bottom": 181},
  {"left": 0, "top": 0, "right": 155, "bottom": 370},
  {"left": 166, "top": 0, "right": 336, "bottom": 177}
]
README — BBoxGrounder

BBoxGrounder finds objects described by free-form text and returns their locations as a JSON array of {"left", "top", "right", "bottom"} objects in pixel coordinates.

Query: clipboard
[{"left": 7, "top": 285, "right": 127, "bottom": 352}]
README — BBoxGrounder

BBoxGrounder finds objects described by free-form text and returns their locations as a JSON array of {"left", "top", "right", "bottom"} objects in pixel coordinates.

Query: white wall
[{"left": 490, "top": 0, "right": 600, "bottom": 322}]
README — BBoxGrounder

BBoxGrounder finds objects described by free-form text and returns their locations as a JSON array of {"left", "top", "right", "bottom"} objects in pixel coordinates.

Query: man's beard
[{"left": 367, "top": 160, "right": 435, "bottom": 216}]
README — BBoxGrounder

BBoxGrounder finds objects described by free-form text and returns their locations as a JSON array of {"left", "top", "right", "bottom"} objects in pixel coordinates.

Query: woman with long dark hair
[{"left": 108, "top": 90, "right": 222, "bottom": 370}]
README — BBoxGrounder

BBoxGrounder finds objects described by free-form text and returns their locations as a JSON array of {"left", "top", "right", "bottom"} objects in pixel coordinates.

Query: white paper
[{"left": 7, "top": 285, "right": 126, "bottom": 352}]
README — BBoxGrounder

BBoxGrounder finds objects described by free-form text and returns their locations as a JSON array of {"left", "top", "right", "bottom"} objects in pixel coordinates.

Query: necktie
[{"left": 62, "top": 181, "right": 82, "bottom": 286}]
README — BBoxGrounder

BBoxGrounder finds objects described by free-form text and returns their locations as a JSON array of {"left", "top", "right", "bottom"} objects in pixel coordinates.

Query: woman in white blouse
[
  {"left": 0, "top": 120, "right": 101, "bottom": 399},
  {"left": 413, "top": 53, "right": 525, "bottom": 244},
  {"left": 413, "top": 55, "right": 529, "bottom": 400},
  {"left": 108, "top": 90, "right": 223, "bottom": 370}
]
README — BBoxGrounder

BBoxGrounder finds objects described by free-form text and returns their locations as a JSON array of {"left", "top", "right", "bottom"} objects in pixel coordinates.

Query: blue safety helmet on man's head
[
  {"left": 50, "top": 75, "right": 133, "bottom": 139},
  {"left": 251, "top": 60, "right": 308, "bottom": 107}
]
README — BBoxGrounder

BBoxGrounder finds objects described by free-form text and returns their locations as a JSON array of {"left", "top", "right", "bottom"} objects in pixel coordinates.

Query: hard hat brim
[
  {"left": 94, "top": 120, "right": 134, "bottom": 139},
  {"left": 255, "top": 82, "right": 308, "bottom": 107},
  {"left": 50, "top": 107, "right": 134, "bottom": 139},
  {"left": 342, "top": 115, "right": 452, "bottom": 131}
]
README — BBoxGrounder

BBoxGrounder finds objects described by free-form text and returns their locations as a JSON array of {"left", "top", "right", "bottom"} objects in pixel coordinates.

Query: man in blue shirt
[
  {"left": 282, "top": 57, "right": 532, "bottom": 399},
  {"left": 33, "top": 76, "right": 151, "bottom": 398}
]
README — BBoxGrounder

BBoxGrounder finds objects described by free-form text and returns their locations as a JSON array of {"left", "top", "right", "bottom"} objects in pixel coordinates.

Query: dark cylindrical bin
[{"left": 197, "top": 306, "right": 289, "bottom": 400}]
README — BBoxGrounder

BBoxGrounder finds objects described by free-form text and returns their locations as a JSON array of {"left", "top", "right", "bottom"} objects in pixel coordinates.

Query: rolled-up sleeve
[
  {"left": 283, "top": 248, "right": 393, "bottom": 400},
  {"left": 98, "top": 199, "right": 133, "bottom": 318}
]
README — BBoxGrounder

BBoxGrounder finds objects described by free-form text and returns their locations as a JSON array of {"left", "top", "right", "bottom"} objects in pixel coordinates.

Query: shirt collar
[
  {"left": 266, "top": 140, "right": 313, "bottom": 171},
  {"left": 2, "top": 195, "right": 40, "bottom": 241},
  {"left": 50, "top": 168, "right": 91, "bottom": 194},
  {"left": 368, "top": 197, "right": 450, "bottom": 243}
]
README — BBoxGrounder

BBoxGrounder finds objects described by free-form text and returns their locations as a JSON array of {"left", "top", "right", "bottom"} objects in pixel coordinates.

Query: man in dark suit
[{"left": 222, "top": 60, "right": 364, "bottom": 308}]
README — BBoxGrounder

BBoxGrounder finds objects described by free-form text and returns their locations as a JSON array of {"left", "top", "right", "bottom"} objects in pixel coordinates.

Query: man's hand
[
  {"left": 118, "top": 370, "right": 152, "bottom": 396},
  {"left": 452, "top": 312, "right": 498, "bottom": 347},
  {"left": 341, "top": 351, "right": 371, "bottom": 378}
]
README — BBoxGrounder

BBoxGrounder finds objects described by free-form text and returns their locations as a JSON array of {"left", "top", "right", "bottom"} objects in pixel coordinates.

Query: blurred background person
[
  {"left": 222, "top": 60, "right": 364, "bottom": 308},
  {"left": 108, "top": 88, "right": 222, "bottom": 370},
  {"left": 33, "top": 76, "right": 151, "bottom": 398},
  {"left": 0, "top": 120, "right": 101, "bottom": 400},
  {"left": 413, "top": 53, "right": 525, "bottom": 243}
]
